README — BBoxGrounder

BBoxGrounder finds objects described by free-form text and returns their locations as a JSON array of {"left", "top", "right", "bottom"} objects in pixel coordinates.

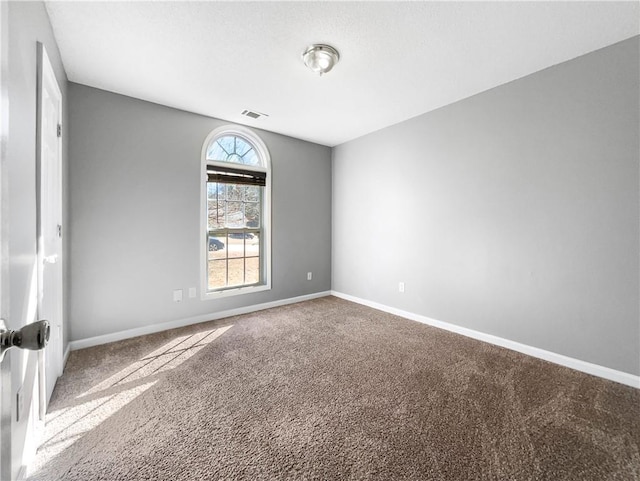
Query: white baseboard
[
  {"left": 331, "top": 291, "right": 640, "bottom": 389},
  {"left": 69, "top": 291, "right": 332, "bottom": 351}
]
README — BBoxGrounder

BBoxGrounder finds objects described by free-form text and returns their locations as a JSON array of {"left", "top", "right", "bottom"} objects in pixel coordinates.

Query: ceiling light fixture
[{"left": 302, "top": 44, "right": 340, "bottom": 76}]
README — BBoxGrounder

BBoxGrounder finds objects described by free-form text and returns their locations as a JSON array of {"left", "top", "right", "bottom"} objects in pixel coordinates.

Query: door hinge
[
  {"left": 57, "top": 224, "right": 62, "bottom": 238},
  {"left": 57, "top": 124, "right": 62, "bottom": 138}
]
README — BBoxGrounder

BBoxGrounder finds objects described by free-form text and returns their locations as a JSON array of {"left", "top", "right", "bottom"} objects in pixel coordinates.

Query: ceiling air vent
[{"left": 241, "top": 109, "right": 268, "bottom": 120}]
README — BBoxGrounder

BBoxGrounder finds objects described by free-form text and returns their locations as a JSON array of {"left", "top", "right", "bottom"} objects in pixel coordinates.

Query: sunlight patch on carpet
[
  {"left": 30, "top": 325, "right": 233, "bottom": 477},
  {"left": 29, "top": 380, "right": 157, "bottom": 477},
  {"left": 79, "top": 325, "right": 233, "bottom": 398}
]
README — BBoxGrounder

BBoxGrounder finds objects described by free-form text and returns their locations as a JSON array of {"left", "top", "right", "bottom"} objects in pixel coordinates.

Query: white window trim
[{"left": 200, "top": 125, "right": 272, "bottom": 300}]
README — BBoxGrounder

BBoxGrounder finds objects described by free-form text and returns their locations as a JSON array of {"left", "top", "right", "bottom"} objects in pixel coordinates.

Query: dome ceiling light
[{"left": 302, "top": 44, "right": 340, "bottom": 76}]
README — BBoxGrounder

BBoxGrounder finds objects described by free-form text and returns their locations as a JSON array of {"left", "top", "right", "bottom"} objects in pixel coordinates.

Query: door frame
[{"left": 36, "top": 42, "right": 64, "bottom": 411}]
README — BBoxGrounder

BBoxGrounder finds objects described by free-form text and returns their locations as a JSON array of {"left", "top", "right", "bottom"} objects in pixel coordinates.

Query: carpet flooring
[{"left": 29, "top": 296, "right": 639, "bottom": 480}]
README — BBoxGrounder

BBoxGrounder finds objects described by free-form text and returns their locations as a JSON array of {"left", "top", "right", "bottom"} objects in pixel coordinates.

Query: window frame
[{"left": 200, "top": 126, "right": 271, "bottom": 300}]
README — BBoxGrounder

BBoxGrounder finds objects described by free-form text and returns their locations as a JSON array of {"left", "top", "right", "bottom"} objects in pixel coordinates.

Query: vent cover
[{"left": 241, "top": 109, "right": 269, "bottom": 119}]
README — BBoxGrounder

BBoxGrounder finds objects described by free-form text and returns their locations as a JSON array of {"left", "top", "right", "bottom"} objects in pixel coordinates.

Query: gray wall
[
  {"left": 68, "top": 83, "right": 331, "bottom": 341},
  {"left": 7, "top": 1, "right": 69, "bottom": 477},
  {"left": 332, "top": 37, "right": 639, "bottom": 376}
]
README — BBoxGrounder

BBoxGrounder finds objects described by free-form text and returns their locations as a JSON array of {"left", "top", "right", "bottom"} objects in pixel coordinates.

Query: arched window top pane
[{"left": 206, "top": 135, "right": 261, "bottom": 167}]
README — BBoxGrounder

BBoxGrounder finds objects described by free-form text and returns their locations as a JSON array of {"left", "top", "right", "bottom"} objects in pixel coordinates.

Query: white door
[
  {"left": 0, "top": 2, "right": 13, "bottom": 478},
  {"left": 37, "top": 43, "right": 63, "bottom": 406}
]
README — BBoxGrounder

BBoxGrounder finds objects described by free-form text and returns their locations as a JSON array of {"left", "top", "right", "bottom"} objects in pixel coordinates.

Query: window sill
[{"left": 201, "top": 283, "right": 271, "bottom": 301}]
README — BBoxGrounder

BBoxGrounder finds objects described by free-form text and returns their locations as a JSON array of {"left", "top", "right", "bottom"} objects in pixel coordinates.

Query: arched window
[{"left": 201, "top": 126, "right": 271, "bottom": 297}]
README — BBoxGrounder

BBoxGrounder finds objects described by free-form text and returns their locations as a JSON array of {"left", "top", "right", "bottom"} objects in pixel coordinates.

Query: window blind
[{"left": 206, "top": 164, "right": 266, "bottom": 187}]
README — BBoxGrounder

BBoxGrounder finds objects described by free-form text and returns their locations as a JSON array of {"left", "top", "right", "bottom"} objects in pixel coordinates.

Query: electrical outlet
[
  {"left": 307, "top": 272, "right": 312, "bottom": 281},
  {"left": 173, "top": 289, "right": 183, "bottom": 302},
  {"left": 188, "top": 287, "right": 197, "bottom": 298},
  {"left": 16, "top": 387, "right": 23, "bottom": 422},
  {"left": 398, "top": 282, "right": 405, "bottom": 293}
]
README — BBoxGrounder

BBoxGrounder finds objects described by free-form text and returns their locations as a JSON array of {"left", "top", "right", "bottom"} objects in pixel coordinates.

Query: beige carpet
[{"left": 29, "top": 296, "right": 639, "bottom": 480}]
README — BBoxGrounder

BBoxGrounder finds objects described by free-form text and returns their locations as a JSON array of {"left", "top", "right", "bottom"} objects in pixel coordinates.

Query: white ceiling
[{"left": 45, "top": 1, "right": 639, "bottom": 147}]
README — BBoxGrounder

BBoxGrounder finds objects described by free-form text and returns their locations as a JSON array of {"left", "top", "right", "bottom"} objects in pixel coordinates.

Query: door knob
[{"left": 0, "top": 320, "right": 50, "bottom": 362}]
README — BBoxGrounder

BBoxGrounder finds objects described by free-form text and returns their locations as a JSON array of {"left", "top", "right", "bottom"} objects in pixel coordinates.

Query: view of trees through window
[
  {"left": 206, "top": 129, "right": 264, "bottom": 291},
  {"left": 207, "top": 182, "right": 261, "bottom": 290},
  {"left": 205, "top": 133, "right": 267, "bottom": 293},
  {"left": 206, "top": 135, "right": 260, "bottom": 166}
]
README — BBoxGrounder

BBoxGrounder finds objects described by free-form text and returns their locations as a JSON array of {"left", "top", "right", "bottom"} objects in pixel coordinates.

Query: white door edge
[{"left": 0, "top": 2, "right": 13, "bottom": 478}]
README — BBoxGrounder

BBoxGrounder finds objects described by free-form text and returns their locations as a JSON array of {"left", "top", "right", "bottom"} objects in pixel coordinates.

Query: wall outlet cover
[{"left": 173, "top": 289, "right": 183, "bottom": 302}]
